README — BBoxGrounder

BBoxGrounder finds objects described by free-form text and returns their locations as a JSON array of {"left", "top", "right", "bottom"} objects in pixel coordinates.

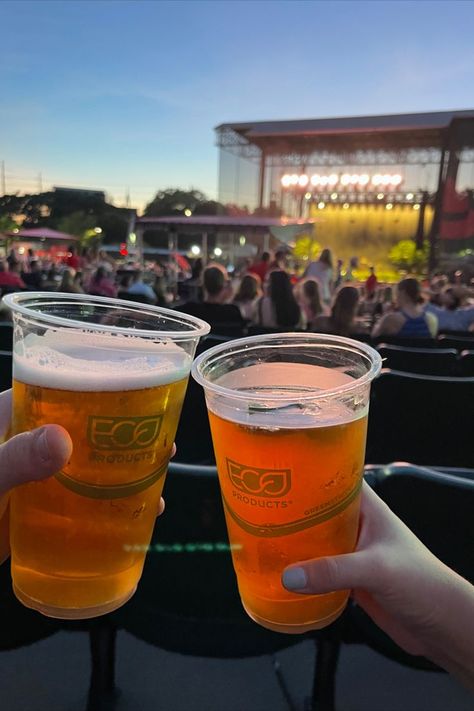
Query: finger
[
  {"left": 158, "top": 497, "right": 165, "bottom": 516},
  {"left": 170, "top": 443, "right": 176, "bottom": 459},
  {"left": 282, "top": 549, "right": 374, "bottom": 595},
  {"left": 0, "top": 425, "right": 73, "bottom": 496}
]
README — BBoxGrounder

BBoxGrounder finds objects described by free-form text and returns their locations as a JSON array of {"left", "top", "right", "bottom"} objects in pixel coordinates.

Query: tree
[
  {"left": 144, "top": 189, "right": 208, "bottom": 216},
  {"left": 293, "top": 235, "right": 322, "bottom": 262},
  {"left": 55, "top": 212, "right": 97, "bottom": 239},
  {"left": 0, "top": 214, "right": 17, "bottom": 232},
  {"left": 389, "top": 240, "right": 429, "bottom": 273}
]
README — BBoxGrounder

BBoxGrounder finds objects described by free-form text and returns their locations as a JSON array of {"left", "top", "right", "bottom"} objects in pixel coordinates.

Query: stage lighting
[
  {"left": 281, "top": 174, "right": 291, "bottom": 187},
  {"left": 330, "top": 192, "right": 338, "bottom": 200},
  {"left": 317, "top": 201, "right": 325, "bottom": 209},
  {"left": 311, "top": 174, "right": 320, "bottom": 185},
  {"left": 391, "top": 174, "right": 402, "bottom": 186},
  {"left": 305, "top": 192, "right": 312, "bottom": 200},
  {"left": 386, "top": 203, "right": 393, "bottom": 210},
  {"left": 377, "top": 193, "right": 384, "bottom": 200},
  {"left": 359, "top": 174, "right": 369, "bottom": 186},
  {"left": 328, "top": 174, "right": 338, "bottom": 186},
  {"left": 298, "top": 175, "right": 309, "bottom": 187},
  {"left": 341, "top": 173, "right": 351, "bottom": 186},
  {"left": 413, "top": 204, "right": 421, "bottom": 210},
  {"left": 343, "top": 203, "right": 350, "bottom": 209},
  {"left": 406, "top": 192, "right": 414, "bottom": 200}
]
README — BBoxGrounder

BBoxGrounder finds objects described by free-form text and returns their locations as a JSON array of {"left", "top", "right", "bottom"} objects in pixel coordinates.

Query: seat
[
  {"left": 372, "top": 335, "right": 437, "bottom": 348},
  {"left": 437, "top": 334, "right": 474, "bottom": 352},
  {"left": 116, "top": 291, "right": 155, "bottom": 305},
  {"left": 316, "top": 463, "right": 474, "bottom": 709},
  {"left": 377, "top": 344, "right": 458, "bottom": 376},
  {"left": 0, "top": 322, "right": 13, "bottom": 351},
  {"left": 366, "top": 369, "right": 474, "bottom": 467},
  {"left": 88, "top": 461, "right": 332, "bottom": 710},
  {"left": 458, "top": 350, "right": 474, "bottom": 376},
  {"left": 0, "top": 351, "right": 12, "bottom": 392}
]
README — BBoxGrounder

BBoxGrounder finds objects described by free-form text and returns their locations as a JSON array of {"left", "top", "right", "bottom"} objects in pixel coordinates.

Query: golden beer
[
  {"left": 5, "top": 293, "right": 209, "bottom": 619},
  {"left": 193, "top": 336, "right": 381, "bottom": 633}
]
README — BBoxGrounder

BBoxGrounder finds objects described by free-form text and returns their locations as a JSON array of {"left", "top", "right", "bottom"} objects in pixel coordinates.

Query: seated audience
[
  {"left": 178, "top": 264, "right": 245, "bottom": 332},
  {"left": 59, "top": 268, "right": 84, "bottom": 294},
  {"left": 233, "top": 273, "right": 261, "bottom": 320},
  {"left": 372, "top": 278, "right": 438, "bottom": 339},
  {"left": 253, "top": 270, "right": 303, "bottom": 330},
  {"left": 425, "top": 286, "right": 474, "bottom": 332},
  {"left": 21, "top": 260, "right": 44, "bottom": 290},
  {"left": 312, "top": 286, "right": 366, "bottom": 337},
  {"left": 87, "top": 266, "right": 117, "bottom": 298},
  {"left": 126, "top": 271, "right": 157, "bottom": 303},
  {"left": 0, "top": 260, "right": 26, "bottom": 290},
  {"left": 296, "top": 278, "right": 325, "bottom": 330}
]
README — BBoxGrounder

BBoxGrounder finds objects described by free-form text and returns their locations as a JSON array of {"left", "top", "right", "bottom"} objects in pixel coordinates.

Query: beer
[
  {"left": 10, "top": 329, "right": 191, "bottom": 618},
  {"left": 193, "top": 336, "right": 381, "bottom": 634}
]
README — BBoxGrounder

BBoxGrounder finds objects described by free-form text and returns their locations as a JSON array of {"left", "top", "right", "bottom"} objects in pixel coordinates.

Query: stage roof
[
  {"left": 137, "top": 215, "right": 316, "bottom": 229},
  {"left": 216, "top": 109, "right": 474, "bottom": 153}
]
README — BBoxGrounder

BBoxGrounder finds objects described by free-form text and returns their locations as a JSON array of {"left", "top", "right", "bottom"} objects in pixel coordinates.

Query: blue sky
[{"left": 1, "top": 0, "right": 473, "bottom": 210}]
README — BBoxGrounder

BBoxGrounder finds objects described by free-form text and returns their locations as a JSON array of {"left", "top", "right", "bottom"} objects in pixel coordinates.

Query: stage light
[
  {"left": 406, "top": 192, "right": 414, "bottom": 200},
  {"left": 239, "top": 236, "right": 246, "bottom": 245},
  {"left": 328, "top": 173, "right": 338, "bottom": 186},
  {"left": 191, "top": 245, "right": 201, "bottom": 255},
  {"left": 391, "top": 174, "right": 402, "bottom": 186},
  {"left": 320, "top": 176, "right": 329, "bottom": 186},
  {"left": 184, "top": 209, "right": 192, "bottom": 217},
  {"left": 350, "top": 174, "right": 359, "bottom": 185},
  {"left": 377, "top": 193, "right": 384, "bottom": 200},
  {"left": 341, "top": 173, "right": 351, "bottom": 186},
  {"left": 290, "top": 174, "right": 299, "bottom": 185},
  {"left": 281, "top": 174, "right": 291, "bottom": 187},
  {"left": 330, "top": 192, "right": 338, "bottom": 200},
  {"left": 343, "top": 203, "right": 350, "bottom": 209},
  {"left": 372, "top": 174, "right": 382, "bottom": 186},
  {"left": 298, "top": 175, "right": 309, "bottom": 187},
  {"left": 359, "top": 174, "right": 369, "bottom": 186},
  {"left": 381, "top": 174, "right": 391, "bottom": 186},
  {"left": 317, "top": 201, "right": 325, "bottom": 209},
  {"left": 413, "top": 204, "right": 421, "bottom": 210},
  {"left": 386, "top": 203, "right": 393, "bottom": 210},
  {"left": 311, "top": 174, "right": 320, "bottom": 185},
  {"left": 214, "top": 247, "right": 223, "bottom": 257},
  {"left": 305, "top": 192, "right": 312, "bottom": 200}
]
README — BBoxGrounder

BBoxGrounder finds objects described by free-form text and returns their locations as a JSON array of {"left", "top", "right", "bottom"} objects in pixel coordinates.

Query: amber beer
[
  {"left": 193, "top": 336, "right": 381, "bottom": 633},
  {"left": 5, "top": 293, "right": 209, "bottom": 619}
]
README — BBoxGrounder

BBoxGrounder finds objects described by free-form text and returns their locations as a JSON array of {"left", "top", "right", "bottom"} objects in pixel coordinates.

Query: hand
[
  {"left": 282, "top": 482, "right": 474, "bottom": 690},
  {"left": 0, "top": 390, "right": 73, "bottom": 497}
]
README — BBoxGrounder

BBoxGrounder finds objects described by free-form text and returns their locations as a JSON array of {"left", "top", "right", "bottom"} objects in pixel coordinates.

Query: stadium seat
[
  {"left": 0, "top": 322, "right": 13, "bottom": 351},
  {"left": 366, "top": 369, "right": 474, "bottom": 467},
  {"left": 437, "top": 334, "right": 474, "bottom": 352},
  {"left": 376, "top": 344, "right": 458, "bottom": 376},
  {"left": 0, "top": 351, "right": 12, "bottom": 392},
  {"left": 458, "top": 350, "right": 474, "bottom": 376}
]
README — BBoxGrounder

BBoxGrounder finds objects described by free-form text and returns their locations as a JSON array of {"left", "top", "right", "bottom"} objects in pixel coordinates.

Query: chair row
[
  {"left": 2, "top": 462, "right": 471, "bottom": 711},
  {"left": 377, "top": 343, "right": 474, "bottom": 376}
]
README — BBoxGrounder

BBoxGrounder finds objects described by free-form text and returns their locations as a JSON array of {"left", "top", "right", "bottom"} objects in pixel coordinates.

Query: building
[{"left": 216, "top": 110, "right": 474, "bottom": 266}]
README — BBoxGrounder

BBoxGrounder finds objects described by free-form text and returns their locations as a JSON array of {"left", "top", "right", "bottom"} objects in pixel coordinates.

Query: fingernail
[
  {"left": 35, "top": 428, "right": 51, "bottom": 462},
  {"left": 282, "top": 567, "right": 307, "bottom": 591}
]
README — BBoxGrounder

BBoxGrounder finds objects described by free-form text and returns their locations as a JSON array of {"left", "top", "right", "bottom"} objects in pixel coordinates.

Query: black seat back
[
  {"left": 366, "top": 369, "right": 474, "bottom": 467},
  {"left": 459, "top": 350, "right": 474, "bottom": 376},
  {"left": 0, "top": 350, "right": 12, "bottom": 392},
  {"left": 0, "top": 322, "right": 13, "bottom": 351},
  {"left": 377, "top": 344, "right": 458, "bottom": 376}
]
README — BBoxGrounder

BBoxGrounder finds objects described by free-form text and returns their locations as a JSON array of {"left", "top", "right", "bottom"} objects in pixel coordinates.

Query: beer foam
[
  {"left": 14, "top": 330, "right": 191, "bottom": 391},
  {"left": 208, "top": 363, "right": 367, "bottom": 429}
]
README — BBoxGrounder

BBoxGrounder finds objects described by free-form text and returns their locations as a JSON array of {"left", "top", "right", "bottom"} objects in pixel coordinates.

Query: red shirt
[
  {"left": 248, "top": 261, "right": 269, "bottom": 282},
  {"left": 0, "top": 272, "right": 26, "bottom": 288},
  {"left": 65, "top": 254, "right": 80, "bottom": 270},
  {"left": 365, "top": 274, "right": 378, "bottom": 294}
]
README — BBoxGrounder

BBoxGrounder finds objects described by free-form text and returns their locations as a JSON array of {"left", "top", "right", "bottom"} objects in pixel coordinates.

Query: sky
[{"left": 1, "top": 0, "right": 473, "bottom": 211}]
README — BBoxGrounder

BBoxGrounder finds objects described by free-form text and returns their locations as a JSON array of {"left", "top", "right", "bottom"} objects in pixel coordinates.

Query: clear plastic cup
[
  {"left": 4, "top": 292, "right": 209, "bottom": 619},
  {"left": 192, "top": 333, "right": 381, "bottom": 633}
]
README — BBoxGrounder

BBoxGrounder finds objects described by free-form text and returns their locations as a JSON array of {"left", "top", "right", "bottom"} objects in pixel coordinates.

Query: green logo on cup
[
  {"left": 227, "top": 458, "right": 291, "bottom": 498},
  {"left": 88, "top": 415, "right": 163, "bottom": 450}
]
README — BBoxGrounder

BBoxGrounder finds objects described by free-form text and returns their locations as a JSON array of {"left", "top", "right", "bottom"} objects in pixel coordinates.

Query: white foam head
[{"left": 14, "top": 330, "right": 191, "bottom": 391}]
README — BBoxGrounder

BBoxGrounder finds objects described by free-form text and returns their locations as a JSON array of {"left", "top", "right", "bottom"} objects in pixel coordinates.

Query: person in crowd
[
  {"left": 424, "top": 286, "right": 474, "bottom": 332},
  {"left": 1, "top": 386, "right": 473, "bottom": 693},
  {"left": 0, "top": 260, "right": 26, "bottom": 290},
  {"left": 303, "top": 248, "right": 334, "bottom": 305},
  {"left": 365, "top": 265, "right": 378, "bottom": 297},
  {"left": 59, "top": 268, "right": 84, "bottom": 294},
  {"left": 65, "top": 244, "right": 81, "bottom": 271},
  {"left": 253, "top": 270, "right": 303, "bottom": 330},
  {"left": 126, "top": 271, "right": 157, "bottom": 303},
  {"left": 312, "top": 286, "right": 365, "bottom": 336},
  {"left": 375, "top": 285, "right": 395, "bottom": 317},
  {"left": 334, "top": 259, "right": 344, "bottom": 289},
  {"left": 269, "top": 249, "right": 289, "bottom": 272},
  {"left": 152, "top": 274, "right": 167, "bottom": 307},
  {"left": 233, "top": 273, "right": 262, "bottom": 321},
  {"left": 282, "top": 481, "right": 474, "bottom": 692},
  {"left": 97, "top": 249, "right": 116, "bottom": 273},
  {"left": 42, "top": 265, "right": 61, "bottom": 291},
  {"left": 372, "top": 278, "right": 438, "bottom": 339},
  {"left": 296, "top": 278, "right": 325, "bottom": 330},
  {"left": 178, "top": 264, "right": 245, "bottom": 332},
  {"left": 248, "top": 251, "right": 271, "bottom": 283},
  {"left": 87, "top": 266, "right": 117, "bottom": 298},
  {"left": 21, "top": 260, "right": 44, "bottom": 290}
]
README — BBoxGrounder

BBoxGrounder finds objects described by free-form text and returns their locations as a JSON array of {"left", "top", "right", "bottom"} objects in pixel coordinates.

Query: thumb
[
  {"left": 282, "top": 550, "right": 373, "bottom": 596},
  {"left": 0, "top": 425, "right": 73, "bottom": 496}
]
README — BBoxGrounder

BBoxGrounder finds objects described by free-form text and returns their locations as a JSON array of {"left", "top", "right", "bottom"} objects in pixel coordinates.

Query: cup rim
[
  {"left": 3, "top": 291, "right": 211, "bottom": 341},
  {"left": 192, "top": 332, "right": 382, "bottom": 402}
]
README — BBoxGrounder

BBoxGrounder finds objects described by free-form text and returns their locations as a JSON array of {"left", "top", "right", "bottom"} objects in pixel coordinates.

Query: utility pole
[
  {"left": 125, "top": 187, "right": 131, "bottom": 208},
  {"left": 1, "top": 161, "right": 5, "bottom": 196}
]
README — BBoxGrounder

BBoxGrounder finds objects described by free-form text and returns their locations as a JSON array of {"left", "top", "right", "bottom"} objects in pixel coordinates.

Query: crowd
[
  {"left": 176, "top": 248, "right": 474, "bottom": 339},
  {"left": 1, "top": 243, "right": 473, "bottom": 337}
]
